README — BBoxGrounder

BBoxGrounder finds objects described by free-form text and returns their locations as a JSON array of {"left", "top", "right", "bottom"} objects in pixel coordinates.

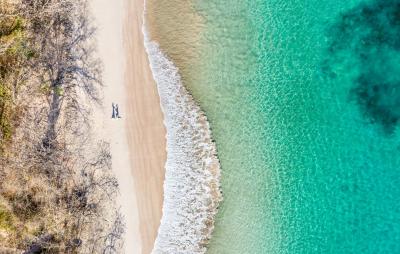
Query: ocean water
[{"left": 146, "top": 0, "right": 400, "bottom": 253}]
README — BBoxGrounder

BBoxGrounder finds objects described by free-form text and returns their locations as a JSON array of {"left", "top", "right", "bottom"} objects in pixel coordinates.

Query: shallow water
[{"left": 147, "top": 0, "right": 400, "bottom": 253}]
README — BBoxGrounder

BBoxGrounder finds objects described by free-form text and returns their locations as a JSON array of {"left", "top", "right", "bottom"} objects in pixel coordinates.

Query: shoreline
[
  {"left": 91, "top": 0, "right": 222, "bottom": 252},
  {"left": 143, "top": 3, "right": 223, "bottom": 252}
]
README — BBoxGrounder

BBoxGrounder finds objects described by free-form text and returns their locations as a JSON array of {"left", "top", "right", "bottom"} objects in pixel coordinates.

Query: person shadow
[{"left": 115, "top": 104, "right": 121, "bottom": 118}]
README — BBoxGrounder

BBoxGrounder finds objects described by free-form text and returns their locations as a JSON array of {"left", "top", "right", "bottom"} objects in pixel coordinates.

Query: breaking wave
[{"left": 142, "top": 10, "right": 222, "bottom": 254}]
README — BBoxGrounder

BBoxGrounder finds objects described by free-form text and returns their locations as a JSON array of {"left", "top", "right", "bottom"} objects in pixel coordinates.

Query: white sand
[
  {"left": 90, "top": 0, "right": 166, "bottom": 253},
  {"left": 90, "top": 0, "right": 141, "bottom": 253}
]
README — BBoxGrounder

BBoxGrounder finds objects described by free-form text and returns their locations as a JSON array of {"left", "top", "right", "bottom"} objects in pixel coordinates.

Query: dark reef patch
[{"left": 324, "top": 0, "right": 400, "bottom": 134}]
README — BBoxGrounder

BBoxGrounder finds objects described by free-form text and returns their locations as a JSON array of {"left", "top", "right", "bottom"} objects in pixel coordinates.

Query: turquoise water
[{"left": 177, "top": 0, "right": 400, "bottom": 253}]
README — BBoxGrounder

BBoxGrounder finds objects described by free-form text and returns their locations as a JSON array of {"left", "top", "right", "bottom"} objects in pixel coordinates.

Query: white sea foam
[{"left": 142, "top": 9, "right": 222, "bottom": 254}]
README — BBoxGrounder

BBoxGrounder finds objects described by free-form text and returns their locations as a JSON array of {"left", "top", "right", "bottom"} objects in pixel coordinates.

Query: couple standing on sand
[{"left": 112, "top": 103, "right": 122, "bottom": 119}]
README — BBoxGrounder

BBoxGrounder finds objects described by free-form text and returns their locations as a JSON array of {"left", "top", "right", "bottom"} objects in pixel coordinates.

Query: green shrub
[
  {"left": 0, "top": 205, "right": 15, "bottom": 232},
  {"left": 0, "top": 83, "right": 13, "bottom": 150},
  {"left": 0, "top": 16, "right": 25, "bottom": 37},
  {"left": 0, "top": 15, "right": 30, "bottom": 152}
]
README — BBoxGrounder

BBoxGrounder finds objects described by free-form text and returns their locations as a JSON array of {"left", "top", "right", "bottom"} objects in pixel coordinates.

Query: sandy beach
[
  {"left": 123, "top": 0, "right": 167, "bottom": 253},
  {"left": 90, "top": 0, "right": 166, "bottom": 253}
]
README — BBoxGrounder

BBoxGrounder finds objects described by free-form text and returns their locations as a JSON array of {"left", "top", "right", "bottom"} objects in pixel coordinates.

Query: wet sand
[{"left": 124, "top": 0, "right": 166, "bottom": 253}]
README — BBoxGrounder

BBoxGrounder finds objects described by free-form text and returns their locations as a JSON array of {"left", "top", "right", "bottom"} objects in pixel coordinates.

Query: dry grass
[{"left": 0, "top": 0, "right": 124, "bottom": 253}]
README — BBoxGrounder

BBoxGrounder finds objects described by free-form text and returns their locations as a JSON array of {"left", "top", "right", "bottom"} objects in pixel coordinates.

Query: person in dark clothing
[{"left": 112, "top": 103, "right": 116, "bottom": 118}]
